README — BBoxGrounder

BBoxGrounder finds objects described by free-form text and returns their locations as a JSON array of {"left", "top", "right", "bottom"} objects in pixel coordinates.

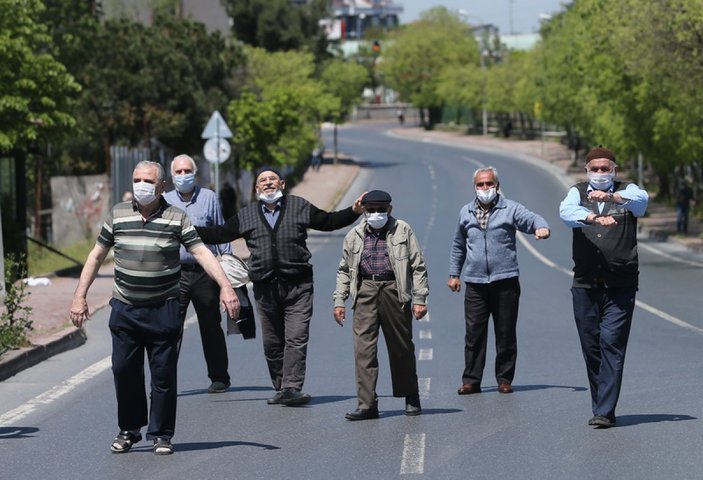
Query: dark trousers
[
  {"left": 178, "top": 268, "right": 229, "bottom": 383},
  {"left": 462, "top": 277, "right": 520, "bottom": 386},
  {"left": 572, "top": 286, "right": 636, "bottom": 419},
  {"left": 353, "top": 280, "right": 418, "bottom": 409},
  {"left": 253, "top": 279, "right": 313, "bottom": 391},
  {"left": 109, "top": 298, "right": 181, "bottom": 440},
  {"left": 676, "top": 205, "right": 689, "bottom": 234}
]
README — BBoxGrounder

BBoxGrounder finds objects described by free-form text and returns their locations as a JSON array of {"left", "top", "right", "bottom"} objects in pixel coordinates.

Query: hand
[
  {"left": 412, "top": 304, "right": 428, "bottom": 320},
  {"left": 447, "top": 277, "right": 461, "bottom": 292},
  {"left": 220, "top": 286, "right": 241, "bottom": 320},
  {"left": 333, "top": 306, "right": 346, "bottom": 326},
  {"left": 594, "top": 215, "right": 618, "bottom": 227},
  {"left": 534, "top": 228, "right": 550, "bottom": 239},
  {"left": 352, "top": 192, "right": 368, "bottom": 215},
  {"left": 69, "top": 297, "right": 90, "bottom": 328},
  {"left": 587, "top": 190, "right": 612, "bottom": 203}
]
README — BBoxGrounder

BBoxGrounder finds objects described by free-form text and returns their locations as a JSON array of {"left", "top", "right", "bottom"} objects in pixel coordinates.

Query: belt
[
  {"left": 181, "top": 263, "right": 203, "bottom": 272},
  {"left": 360, "top": 273, "right": 395, "bottom": 281}
]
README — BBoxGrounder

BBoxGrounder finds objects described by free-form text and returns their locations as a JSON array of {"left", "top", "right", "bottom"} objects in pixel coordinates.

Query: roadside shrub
[{"left": 0, "top": 254, "right": 33, "bottom": 355}]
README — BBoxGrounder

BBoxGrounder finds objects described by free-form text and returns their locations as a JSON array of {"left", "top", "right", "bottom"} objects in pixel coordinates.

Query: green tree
[
  {"left": 320, "top": 59, "right": 369, "bottom": 161},
  {"left": 0, "top": 0, "right": 79, "bottom": 153},
  {"left": 227, "top": 47, "right": 335, "bottom": 200},
  {"left": 379, "top": 7, "right": 479, "bottom": 129},
  {"left": 221, "top": 0, "right": 330, "bottom": 62}
]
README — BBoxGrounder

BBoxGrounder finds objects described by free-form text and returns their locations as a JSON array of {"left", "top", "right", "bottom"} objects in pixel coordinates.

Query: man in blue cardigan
[{"left": 448, "top": 166, "right": 550, "bottom": 396}]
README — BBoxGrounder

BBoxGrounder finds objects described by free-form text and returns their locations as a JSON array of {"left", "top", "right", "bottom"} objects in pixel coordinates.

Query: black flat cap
[{"left": 362, "top": 190, "right": 392, "bottom": 204}]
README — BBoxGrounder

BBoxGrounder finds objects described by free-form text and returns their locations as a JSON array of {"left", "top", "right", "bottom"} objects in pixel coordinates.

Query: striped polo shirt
[{"left": 97, "top": 198, "right": 203, "bottom": 305}]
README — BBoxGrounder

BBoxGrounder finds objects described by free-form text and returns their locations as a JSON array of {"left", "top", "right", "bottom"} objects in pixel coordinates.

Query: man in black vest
[
  {"left": 559, "top": 146, "right": 649, "bottom": 428},
  {"left": 197, "top": 166, "right": 364, "bottom": 406}
]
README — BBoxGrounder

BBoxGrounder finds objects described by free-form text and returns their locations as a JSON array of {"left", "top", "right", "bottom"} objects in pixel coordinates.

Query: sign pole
[{"left": 215, "top": 116, "right": 220, "bottom": 198}]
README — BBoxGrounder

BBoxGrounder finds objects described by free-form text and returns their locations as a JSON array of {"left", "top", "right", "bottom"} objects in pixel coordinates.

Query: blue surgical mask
[{"left": 174, "top": 173, "right": 195, "bottom": 193}]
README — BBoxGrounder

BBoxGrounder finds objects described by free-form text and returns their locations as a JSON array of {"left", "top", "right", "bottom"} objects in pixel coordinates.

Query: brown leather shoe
[
  {"left": 457, "top": 384, "right": 481, "bottom": 395},
  {"left": 498, "top": 383, "right": 513, "bottom": 394}
]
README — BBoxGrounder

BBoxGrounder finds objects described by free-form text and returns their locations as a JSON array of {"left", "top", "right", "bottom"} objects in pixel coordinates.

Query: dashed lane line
[{"left": 400, "top": 433, "right": 426, "bottom": 474}]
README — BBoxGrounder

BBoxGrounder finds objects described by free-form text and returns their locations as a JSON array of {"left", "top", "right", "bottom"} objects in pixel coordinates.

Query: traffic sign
[
  {"left": 203, "top": 137, "right": 231, "bottom": 164},
  {"left": 201, "top": 110, "right": 232, "bottom": 139}
]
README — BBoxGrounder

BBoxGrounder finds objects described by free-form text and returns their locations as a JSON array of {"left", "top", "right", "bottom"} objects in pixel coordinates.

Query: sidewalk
[
  {"left": 391, "top": 127, "right": 703, "bottom": 251},
  {"left": 0, "top": 160, "right": 360, "bottom": 381}
]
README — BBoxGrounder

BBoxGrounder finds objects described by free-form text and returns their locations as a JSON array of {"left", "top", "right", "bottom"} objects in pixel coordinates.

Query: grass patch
[{"left": 28, "top": 238, "right": 96, "bottom": 277}]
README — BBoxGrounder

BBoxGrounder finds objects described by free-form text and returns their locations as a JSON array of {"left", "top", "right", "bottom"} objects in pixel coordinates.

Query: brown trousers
[{"left": 353, "top": 279, "right": 419, "bottom": 409}]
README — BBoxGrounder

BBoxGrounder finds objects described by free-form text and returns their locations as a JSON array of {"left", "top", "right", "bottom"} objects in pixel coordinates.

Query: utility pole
[{"left": 508, "top": 0, "right": 515, "bottom": 34}]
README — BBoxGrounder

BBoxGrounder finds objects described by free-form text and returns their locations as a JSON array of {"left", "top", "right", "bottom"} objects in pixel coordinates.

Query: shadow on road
[
  {"left": 131, "top": 440, "right": 280, "bottom": 453},
  {"left": 615, "top": 413, "right": 696, "bottom": 427},
  {"left": 380, "top": 408, "right": 463, "bottom": 419},
  {"left": 506, "top": 384, "right": 588, "bottom": 393},
  {"left": 178, "top": 385, "right": 272, "bottom": 397},
  {"left": 0, "top": 426, "right": 39, "bottom": 439}
]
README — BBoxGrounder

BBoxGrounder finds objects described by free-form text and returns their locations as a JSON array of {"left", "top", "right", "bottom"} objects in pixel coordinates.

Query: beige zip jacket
[{"left": 334, "top": 216, "right": 429, "bottom": 308}]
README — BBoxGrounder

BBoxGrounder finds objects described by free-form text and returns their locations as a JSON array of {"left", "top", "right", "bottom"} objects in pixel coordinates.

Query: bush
[{"left": 0, "top": 254, "right": 33, "bottom": 354}]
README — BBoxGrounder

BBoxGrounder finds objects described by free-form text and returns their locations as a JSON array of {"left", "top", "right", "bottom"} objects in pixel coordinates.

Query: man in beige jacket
[{"left": 333, "top": 190, "right": 429, "bottom": 421}]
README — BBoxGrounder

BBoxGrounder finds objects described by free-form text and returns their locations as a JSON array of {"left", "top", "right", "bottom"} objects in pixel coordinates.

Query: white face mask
[
  {"left": 476, "top": 187, "right": 497, "bottom": 204},
  {"left": 365, "top": 212, "right": 388, "bottom": 229},
  {"left": 588, "top": 172, "right": 614, "bottom": 191},
  {"left": 133, "top": 181, "right": 157, "bottom": 206},
  {"left": 258, "top": 189, "right": 283, "bottom": 204}
]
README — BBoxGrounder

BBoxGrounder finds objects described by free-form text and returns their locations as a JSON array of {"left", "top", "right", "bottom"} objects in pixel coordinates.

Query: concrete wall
[{"left": 51, "top": 175, "right": 111, "bottom": 248}]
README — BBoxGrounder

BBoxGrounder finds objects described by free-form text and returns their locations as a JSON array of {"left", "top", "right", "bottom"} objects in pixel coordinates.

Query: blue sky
[{"left": 398, "top": 1, "right": 570, "bottom": 35}]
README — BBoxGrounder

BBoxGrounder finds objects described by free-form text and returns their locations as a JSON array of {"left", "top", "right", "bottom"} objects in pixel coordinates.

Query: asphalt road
[{"left": 2, "top": 123, "right": 703, "bottom": 479}]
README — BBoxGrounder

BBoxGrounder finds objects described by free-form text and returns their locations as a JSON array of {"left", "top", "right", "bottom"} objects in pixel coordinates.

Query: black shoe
[
  {"left": 588, "top": 415, "right": 616, "bottom": 428},
  {"left": 345, "top": 407, "right": 380, "bottom": 421},
  {"left": 405, "top": 395, "right": 422, "bottom": 416},
  {"left": 267, "top": 390, "right": 285, "bottom": 405},
  {"left": 279, "top": 388, "right": 312, "bottom": 406},
  {"left": 153, "top": 437, "right": 173, "bottom": 455},
  {"left": 110, "top": 430, "right": 142, "bottom": 454},
  {"left": 207, "top": 381, "right": 231, "bottom": 394}
]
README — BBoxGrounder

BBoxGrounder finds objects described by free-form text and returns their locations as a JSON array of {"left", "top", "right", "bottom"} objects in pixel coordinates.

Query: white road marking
[
  {"left": 419, "top": 329, "right": 432, "bottom": 340},
  {"left": 0, "top": 357, "right": 111, "bottom": 425},
  {"left": 516, "top": 233, "right": 703, "bottom": 334},
  {"left": 418, "top": 313, "right": 430, "bottom": 323},
  {"left": 400, "top": 433, "right": 426, "bottom": 474},
  {"left": 639, "top": 242, "right": 703, "bottom": 268},
  {"left": 418, "top": 377, "right": 431, "bottom": 399},
  {"left": 0, "top": 315, "right": 198, "bottom": 425},
  {"left": 418, "top": 348, "right": 433, "bottom": 361}
]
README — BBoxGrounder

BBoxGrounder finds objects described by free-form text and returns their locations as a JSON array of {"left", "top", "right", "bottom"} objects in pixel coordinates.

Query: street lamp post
[{"left": 481, "top": 49, "right": 488, "bottom": 136}]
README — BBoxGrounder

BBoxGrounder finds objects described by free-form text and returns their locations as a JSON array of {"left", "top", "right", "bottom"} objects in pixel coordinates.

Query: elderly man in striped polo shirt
[{"left": 70, "top": 161, "right": 240, "bottom": 456}]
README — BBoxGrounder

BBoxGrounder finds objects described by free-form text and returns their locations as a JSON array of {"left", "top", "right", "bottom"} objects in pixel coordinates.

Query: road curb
[{"left": 0, "top": 327, "right": 87, "bottom": 382}]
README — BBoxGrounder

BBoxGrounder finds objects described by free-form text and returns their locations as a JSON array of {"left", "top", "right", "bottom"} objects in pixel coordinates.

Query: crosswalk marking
[
  {"left": 418, "top": 377, "right": 431, "bottom": 399},
  {"left": 418, "top": 348, "right": 433, "bottom": 361},
  {"left": 419, "top": 329, "right": 432, "bottom": 340}
]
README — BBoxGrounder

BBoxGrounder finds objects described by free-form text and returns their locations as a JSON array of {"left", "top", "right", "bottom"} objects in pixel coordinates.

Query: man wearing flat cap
[
  {"left": 334, "top": 190, "right": 429, "bottom": 420},
  {"left": 197, "top": 166, "right": 365, "bottom": 406},
  {"left": 559, "top": 146, "right": 648, "bottom": 428}
]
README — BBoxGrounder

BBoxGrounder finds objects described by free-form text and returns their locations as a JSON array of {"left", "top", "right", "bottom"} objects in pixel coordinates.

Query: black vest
[
  {"left": 238, "top": 195, "right": 313, "bottom": 283},
  {"left": 571, "top": 181, "right": 639, "bottom": 288}
]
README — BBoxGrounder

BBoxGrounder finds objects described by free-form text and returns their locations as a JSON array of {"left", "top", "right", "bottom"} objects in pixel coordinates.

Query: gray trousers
[
  {"left": 253, "top": 278, "right": 313, "bottom": 391},
  {"left": 353, "top": 279, "right": 418, "bottom": 410}
]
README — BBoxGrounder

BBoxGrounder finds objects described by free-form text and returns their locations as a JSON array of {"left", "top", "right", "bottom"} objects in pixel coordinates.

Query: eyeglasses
[
  {"left": 364, "top": 207, "right": 388, "bottom": 213},
  {"left": 588, "top": 166, "right": 613, "bottom": 173},
  {"left": 475, "top": 182, "right": 495, "bottom": 188}
]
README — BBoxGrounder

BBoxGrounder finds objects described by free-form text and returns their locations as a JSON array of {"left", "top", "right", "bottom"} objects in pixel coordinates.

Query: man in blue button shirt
[
  {"left": 164, "top": 154, "right": 233, "bottom": 394},
  {"left": 559, "top": 146, "right": 648, "bottom": 428}
]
